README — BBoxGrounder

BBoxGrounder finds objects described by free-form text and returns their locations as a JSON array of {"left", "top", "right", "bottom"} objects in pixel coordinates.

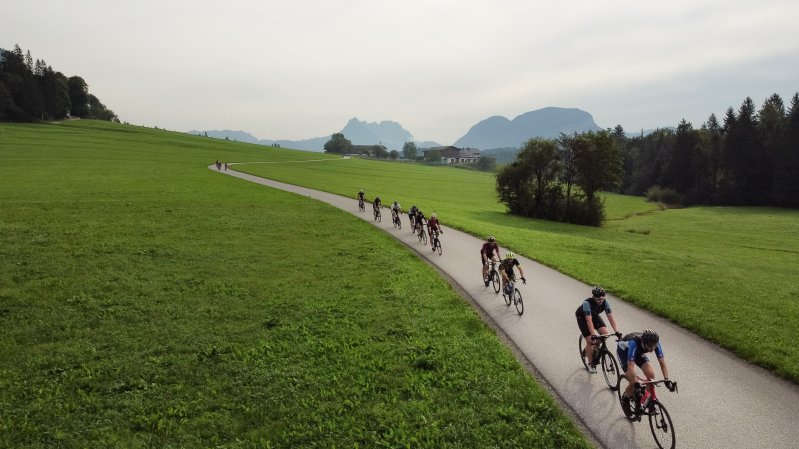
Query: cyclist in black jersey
[
  {"left": 575, "top": 286, "right": 621, "bottom": 373},
  {"left": 498, "top": 252, "right": 526, "bottom": 294}
]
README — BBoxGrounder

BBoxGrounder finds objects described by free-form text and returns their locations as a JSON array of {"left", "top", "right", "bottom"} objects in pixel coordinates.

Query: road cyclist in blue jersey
[
  {"left": 576, "top": 286, "right": 622, "bottom": 373},
  {"left": 617, "top": 329, "right": 675, "bottom": 413}
]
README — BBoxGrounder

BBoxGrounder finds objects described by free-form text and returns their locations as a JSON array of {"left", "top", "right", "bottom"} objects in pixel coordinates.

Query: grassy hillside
[
  {"left": 0, "top": 121, "right": 590, "bottom": 448},
  {"left": 236, "top": 156, "right": 799, "bottom": 382}
]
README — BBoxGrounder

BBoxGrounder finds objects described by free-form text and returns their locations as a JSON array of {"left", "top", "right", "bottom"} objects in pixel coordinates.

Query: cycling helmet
[
  {"left": 393, "top": 200, "right": 398, "bottom": 205},
  {"left": 505, "top": 252, "right": 514, "bottom": 260},
  {"left": 487, "top": 236, "right": 496, "bottom": 242},
  {"left": 431, "top": 213, "right": 437, "bottom": 219},
  {"left": 641, "top": 329, "right": 659, "bottom": 348},
  {"left": 360, "top": 189, "right": 364, "bottom": 193},
  {"left": 592, "top": 286, "right": 606, "bottom": 298}
]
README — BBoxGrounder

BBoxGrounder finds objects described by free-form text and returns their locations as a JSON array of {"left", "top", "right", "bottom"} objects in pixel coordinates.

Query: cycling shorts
[
  {"left": 577, "top": 315, "right": 607, "bottom": 338},
  {"left": 616, "top": 347, "right": 650, "bottom": 372}
]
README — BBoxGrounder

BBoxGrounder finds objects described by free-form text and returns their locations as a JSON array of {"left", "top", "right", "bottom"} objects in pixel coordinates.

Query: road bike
[
  {"left": 417, "top": 222, "right": 427, "bottom": 244},
  {"left": 502, "top": 276, "right": 525, "bottom": 315},
  {"left": 618, "top": 377, "right": 678, "bottom": 449},
  {"left": 483, "top": 260, "right": 500, "bottom": 293},
  {"left": 392, "top": 211, "right": 402, "bottom": 229},
  {"left": 358, "top": 198, "right": 365, "bottom": 212},
  {"left": 430, "top": 229, "right": 442, "bottom": 255},
  {"left": 579, "top": 333, "right": 622, "bottom": 390},
  {"left": 373, "top": 206, "right": 381, "bottom": 222}
]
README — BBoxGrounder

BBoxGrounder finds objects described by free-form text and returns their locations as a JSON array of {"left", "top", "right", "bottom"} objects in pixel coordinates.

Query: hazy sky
[{"left": 5, "top": 0, "right": 799, "bottom": 144}]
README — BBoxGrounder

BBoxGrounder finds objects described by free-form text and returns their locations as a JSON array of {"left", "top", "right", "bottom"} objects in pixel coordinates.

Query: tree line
[
  {"left": 496, "top": 92, "right": 799, "bottom": 226},
  {"left": 618, "top": 93, "right": 799, "bottom": 208},
  {"left": 0, "top": 44, "right": 118, "bottom": 122}
]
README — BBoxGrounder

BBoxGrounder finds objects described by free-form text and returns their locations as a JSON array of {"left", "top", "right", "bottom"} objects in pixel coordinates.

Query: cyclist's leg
[
  {"left": 618, "top": 348, "right": 637, "bottom": 399},
  {"left": 500, "top": 270, "right": 509, "bottom": 291}
]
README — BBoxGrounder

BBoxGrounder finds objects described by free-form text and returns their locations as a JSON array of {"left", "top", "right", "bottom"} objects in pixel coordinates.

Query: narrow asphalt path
[{"left": 211, "top": 164, "right": 799, "bottom": 449}]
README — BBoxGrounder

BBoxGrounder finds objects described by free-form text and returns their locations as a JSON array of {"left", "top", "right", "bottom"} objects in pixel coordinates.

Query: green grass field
[
  {"left": 0, "top": 121, "right": 590, "bottom": 448},
  {"left": 235, "top": 153, "right": 799, "bottom": 383}
]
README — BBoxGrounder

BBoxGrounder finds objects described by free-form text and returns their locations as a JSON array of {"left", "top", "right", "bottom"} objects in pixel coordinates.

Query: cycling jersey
[
  {"left": 415, "top": 212, "right": 426, "bottom": 225},
  {"left": 358, "top": 192, "right": 365, "bottom": 200},
  {"left": 617, "top": 332, "right": 664, "bottom": 370},
  {"left": 481, "top": 242, "right": 499, "bottom": 258},
  {"left": 391, "top": 203, "right": 401, "bottom": 212},
  {"left": 575, "top": 297, "right": 613, "bottom": 318},
  {"left": 498, "top": 258, "right": 520, "bottom": 277},
  {"left": 428, "top": 217, "right": 441, "bottom": 231}
]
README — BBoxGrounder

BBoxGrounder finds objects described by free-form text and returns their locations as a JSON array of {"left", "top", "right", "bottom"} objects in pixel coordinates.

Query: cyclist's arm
[
  {"left": 607, "top": 312, "right": 620, "bottom": 334},
  {"left": 583, "top": 302, "right": 597, "bottom": 336},
  {"left": 658, "top": 356, "right": 670, "bottom": 380}
]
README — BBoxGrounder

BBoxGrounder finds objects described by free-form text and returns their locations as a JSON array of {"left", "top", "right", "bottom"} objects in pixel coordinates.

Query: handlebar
[{"left": 636, "top": 379, "right": 678, "bottom": 393}]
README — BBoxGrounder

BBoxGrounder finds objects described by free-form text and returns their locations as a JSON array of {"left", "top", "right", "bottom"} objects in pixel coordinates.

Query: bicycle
[
  {"left": 618, "top": 377, "right": 678, "bottom": 449},
  {"left": 502, "top": 276, "right": 525, "bottom": 315},
  {"left": 430, "top": 229, "right": 442, "bottom": 255},
  {"left": 358, "top": 198, "right": 365, "bottom": 212},
  {"left": 483, "top": 260, "right": 500, "bottom": 294},
  {"left": 579, "top": 333, "right": 622, "bottom": 390},
  {"left": 392, "top": 211, "right": 402, "bottom": 229},
  {"left": 417, "top": 223, "right": 427, "bottom": 244},
  {"left": 373, "top": 206, "right": 381, "bottom": 222}
]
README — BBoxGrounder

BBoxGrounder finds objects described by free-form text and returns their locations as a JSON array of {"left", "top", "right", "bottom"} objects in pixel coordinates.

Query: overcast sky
[{"left": 5, "top": 0, "right": 799, "bottom": 144}]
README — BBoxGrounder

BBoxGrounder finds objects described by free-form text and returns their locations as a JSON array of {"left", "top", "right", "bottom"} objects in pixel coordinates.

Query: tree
[
  {"left": 389, "top": 150, "right": 399, "bottom": 160},
  {"left": 773, "top": 93, "right": 799, "bottom": 206},
  {"left": 424, "top": 149, "right": 441, "bottom": 163},
  {"left": 371, "top": 145, "right": 388, "bottom": 159},
  {"left": 518, "top": 138, "right": 561, "bottom": 215},
  {"left": 702, "top": 113, "right": 724, "bottom": 197},
  {"left": 67, "top": 76, "right": 89, "bottom": 117},
  {"left": 659, "top": 119, "right": 703, "bottom": 203},
  {"left": 722, "top": 97, "right": 766, "bottom": 204},
  {"left": 402, "top": 141, "right": 418, "bottom": 160},
  {"left": 476, "top": 155, "right": 496, "bottom": 171},
  {"left": 323, "top": 132, "right": 352, "bottom": 154},
  {"left": 573, "top": 130, "right": 624, "bottom": 205}
]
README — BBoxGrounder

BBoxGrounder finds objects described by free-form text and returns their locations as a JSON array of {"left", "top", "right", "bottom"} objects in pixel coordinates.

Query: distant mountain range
[
  {"left": 188, "top": 107, "right": 651, "bottom": 153},
  {"left": 188, "top": 118, "right": 440, "bottom": 152}
]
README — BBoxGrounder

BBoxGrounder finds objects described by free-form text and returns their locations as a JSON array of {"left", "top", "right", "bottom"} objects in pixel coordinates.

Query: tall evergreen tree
[
  {"left": 772, "top": 93, "right": 799, "bottom": 207},
  {"left": 758, "top": 93, "right": 786, "bottom": 203},
  {"left": 722, "top": 97, "right": 766, "bottom": 204},
  {"left": 702, "top": 113, "right": 724, "bottom": 197}
]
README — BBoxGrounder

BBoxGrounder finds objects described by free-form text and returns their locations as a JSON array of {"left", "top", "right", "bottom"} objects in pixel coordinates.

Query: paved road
[{"left": 212, "top": 164, "right": 799, "bottom": 449}]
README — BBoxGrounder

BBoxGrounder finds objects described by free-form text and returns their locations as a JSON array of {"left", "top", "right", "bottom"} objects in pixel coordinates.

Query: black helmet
[
  {"left": 487, "top": 235, "right": 496, "bottom": 242},
  {"left": 641, "top": 329, "right": 659, "bottom": 348},
  {"left": 592, "top": 286, "right": 606, "bottom": 298}
]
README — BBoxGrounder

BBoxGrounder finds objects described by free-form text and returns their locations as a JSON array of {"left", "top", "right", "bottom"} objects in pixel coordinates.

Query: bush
[
  {"left": 646, "top": 185, "right": 682, "bottom": 206},
  {"left": 564, "top": 194, "right": 605, "bottom": 227}
]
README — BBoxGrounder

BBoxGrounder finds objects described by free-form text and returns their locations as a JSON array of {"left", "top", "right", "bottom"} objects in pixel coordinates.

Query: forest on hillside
[{"left": 0, "top": 44, "right": 117, "bottom": 122}]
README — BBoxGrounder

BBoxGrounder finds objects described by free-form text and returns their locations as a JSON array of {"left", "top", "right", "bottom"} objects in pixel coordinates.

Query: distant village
[{"left": 349, "top": 145, "right": 481, "bottom": 165}]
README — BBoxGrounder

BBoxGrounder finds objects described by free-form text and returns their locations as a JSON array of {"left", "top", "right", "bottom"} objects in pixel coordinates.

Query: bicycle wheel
[
  {"left": 491, "top": 270, "right": 500, "bottom": 293},
  {"left": 377, "top": 210, "right": 381, "bottom": 222},
  {"left": 503, "top": 285, "right": 512, "bottom": 306},
  {"left": 421, "top": 230, "right": 427, "bottom": 245},
  {"left": 649, "top": 401, "right": 676, "bottom": 449},
  {"left": 436, "top": 239, "right": 442, "bottom": 255},
  {"left": 600, "top": 350, "right": 621, "bottom": 391},
  {"left": 617, "top": 377, "right": 637, "bottom": 421},
  {"left": 514, "top": 288, "right": 524, "bottom": 315},
  {"left": 578, "top": 335, "right": 590, "bottom": 370}
]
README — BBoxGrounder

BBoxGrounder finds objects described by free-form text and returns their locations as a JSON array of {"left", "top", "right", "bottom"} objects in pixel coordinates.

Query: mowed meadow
[
  {"left": 237, "top": 148, "right": 799, "bottom": 383},
  {"left": 0, "top": 121, "right": 591, "bottom": 448}
]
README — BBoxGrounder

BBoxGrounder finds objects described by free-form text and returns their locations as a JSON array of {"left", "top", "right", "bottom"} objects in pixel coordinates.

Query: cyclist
[
  {"left": 357, "top": 189, "right": 365, "bottom": 210},
  {"left": 427, "top": 213, "right": 443, "bottom": 248},
  {"left": 576, "top": 286, "right": 621, "bottom": 373},
  {"left": 617, "top": 329, "right": 674, "bottom": 411},
  {"left": 414, "top": 209, "right": 426, "bottom": 234},
  {"left": 373, "top": 196, "right": 382, "bottom": 217},
  {"left": 390, "top": 200, "right": 402, "bottom": 220},
  {"left": 498, "top": 252, "right": 526, "bottom": 293},
  {"left": 408, "top": 204, "right": 419, "bottom": 229},
  {"left": 480, "top": 236, "right": 500, "bottom": 286}
]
